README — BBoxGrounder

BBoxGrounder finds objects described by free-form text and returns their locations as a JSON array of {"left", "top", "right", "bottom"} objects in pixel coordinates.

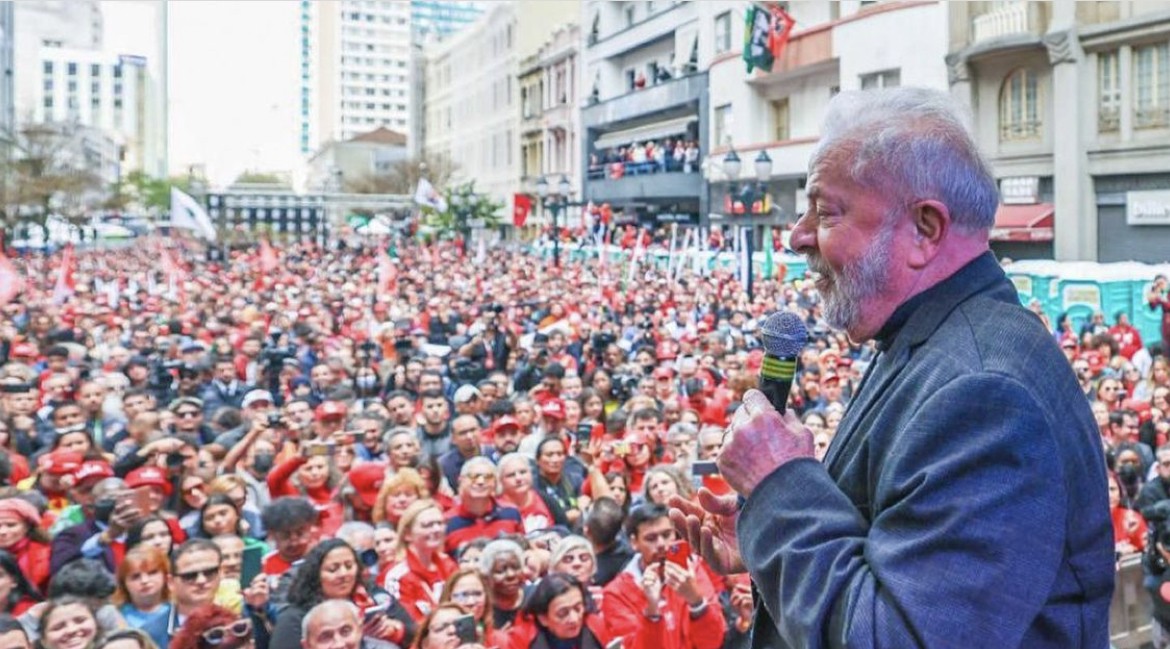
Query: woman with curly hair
[
  {"left": 168, "top": 605, "right": 253, "bottom": 649},
  {"left": 269, "top": 538, "right": 415, "bottom": 649}
]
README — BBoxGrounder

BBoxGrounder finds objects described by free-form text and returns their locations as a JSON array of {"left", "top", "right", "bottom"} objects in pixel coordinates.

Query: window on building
[
  {"left": 43, "top": 61, "right": 53, "bottom": 75},
  {"left": 1098, "top": 50, "right": 1120, "bottom": 132},
  {"left": 715, "top": 12, "right": 732, "bottom": 54},
  {"left": 714, "top": 104, "right": 732, "bottom": 146},
  {"left": 67, "top": 62, "right": 77, "bottom": 76},
  {"left": 626, "top": 69, "right": 637, "bottom": 91},
  {"left": 999, "top": 68, "right": 1041, "bottom": 140},
  {"left": 772, "top": 98, "right": 790, "bottom": 141},
  {"left": 625, "top": 4, "right": 636, "bottom": 27},
  {"left": 1135, "top": 41, "right": 1170, "bottom": 129},
  {"left": 860, "top": 69, "right": 900, "bottom": 89},
  {"left": 43, "top": 96, "right": 53, "bottom": 111}
]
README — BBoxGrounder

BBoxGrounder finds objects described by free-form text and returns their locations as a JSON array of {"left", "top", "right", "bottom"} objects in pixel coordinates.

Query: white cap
[
  {"left": 241, "top": 389, "right": 275, "bottom": 409},
  {"left": 453, "top": 385, "right": 481, "bottom": 404}
]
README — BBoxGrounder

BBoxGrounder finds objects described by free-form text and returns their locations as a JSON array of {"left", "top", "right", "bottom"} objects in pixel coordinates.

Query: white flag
[
  {"left": 413, "top": 178, "right": 448, "bottom": 211},
  {"left": 170, "top": 187, "right": 218, "bottom": 241}
]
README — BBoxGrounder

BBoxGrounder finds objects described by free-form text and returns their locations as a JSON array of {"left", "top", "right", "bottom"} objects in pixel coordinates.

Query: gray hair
[
  {"left": 549, "top": 534, "right": 594, "bottom": 570},
  {"left": 497, "top": 452, "right": 529, "bottom": 473},
  {"left": 335, "top": 521, "right": 376, "bottom": 548},
  {"left": 811, "top": 87, "right": 999, "bottom": 234},
  {"left": 302, "top": 600, "right": 360, "bottom": 639},
  {"left": 478, "top": 539, "right": 525, "bottom": 575},
  {"left": 460, "top": 456, "right": 497, "bottom": 479}
]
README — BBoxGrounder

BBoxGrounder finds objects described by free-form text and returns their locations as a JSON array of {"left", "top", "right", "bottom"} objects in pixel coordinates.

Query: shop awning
[
  {"left": 593, "top": 115, "right": 696, "bottom": 150},
  {"left": 990, "top": 203, "right": 1054, "bottom": 242}
]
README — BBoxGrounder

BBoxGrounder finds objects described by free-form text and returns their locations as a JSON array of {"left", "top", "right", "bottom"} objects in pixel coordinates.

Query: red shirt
[
  {"left": 499, "top": 491, "right": 554, "bottom": 534},
  {"left": 382, "top": 548, "right": 458, "bottom": 622}
]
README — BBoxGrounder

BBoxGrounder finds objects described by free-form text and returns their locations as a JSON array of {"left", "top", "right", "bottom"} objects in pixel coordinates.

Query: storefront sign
[
  {"left": 1000, "top": 176, "right": 1040, "bottom": 205},
  {"left": 1126, "top": 190, "right": 1170, "bottom": 226}
]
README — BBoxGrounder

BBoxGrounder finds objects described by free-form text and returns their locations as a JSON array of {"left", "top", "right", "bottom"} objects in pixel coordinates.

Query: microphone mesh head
[{"left": 760, "top": 311, "right": 809, "bottom": 359}]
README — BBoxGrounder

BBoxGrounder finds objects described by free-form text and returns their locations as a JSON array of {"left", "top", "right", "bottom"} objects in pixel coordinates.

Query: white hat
[
  {"left": 453, "top": 385, "right": 481, "bottom": 404},
  {"left": 241, "top": 389, "right": 275, "bottom": 409}
]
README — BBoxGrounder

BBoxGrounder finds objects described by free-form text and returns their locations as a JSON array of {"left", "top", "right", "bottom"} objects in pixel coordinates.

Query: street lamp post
[
  {"left": 722, "top": 148, "right": 773, "bottom": 301},
  {"left": 536, "top": 174, "right": 573, "bottom": 268}
]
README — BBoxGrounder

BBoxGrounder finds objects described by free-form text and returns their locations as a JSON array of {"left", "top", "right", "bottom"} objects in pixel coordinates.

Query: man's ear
[{"left": 906, "top": 200, "right": 949, "bottom": 268}]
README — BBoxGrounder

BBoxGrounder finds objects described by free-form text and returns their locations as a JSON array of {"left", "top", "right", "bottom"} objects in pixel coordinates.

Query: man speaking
[{"left": 671, "top": 87, "right": 1114, "bottom": 648}]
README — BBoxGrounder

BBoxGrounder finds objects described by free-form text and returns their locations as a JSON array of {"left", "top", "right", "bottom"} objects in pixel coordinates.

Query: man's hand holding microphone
[{"left": 669, "top": 311, "right": 814, "bottom": 575}]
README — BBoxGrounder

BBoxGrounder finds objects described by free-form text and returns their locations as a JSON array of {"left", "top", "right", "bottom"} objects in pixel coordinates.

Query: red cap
[
  {"left": 348, "top": 463, "right": 387, "bottom": 508},
  {"left": 315, "top": 401, "right": 348, "bottom": 421},
  {"left": 11, "top": 343, "right": 38, "bottom": 359},
  {"left": 74, "top": 460, "right": 114, "bottom": 485},
  {"left": 126, "top": 466, "right": 172, "bottom": 496},
  {"left": 540, "top": 399, "right": 566, "bottom": 420},
  {"left": 655, "top": 341, "right": 676, "bottom": 360},
  {"left": 40, "top": 450, "right": 84, "bottom": 476},
  {"left": 493, "top": 415, "right": 520, "bottom": 431},
  {"left": 821, "top": 372, "right": 840, "bottom": 385}
]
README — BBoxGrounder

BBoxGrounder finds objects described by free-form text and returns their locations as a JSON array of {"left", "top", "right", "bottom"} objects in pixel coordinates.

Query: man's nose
[{"left": 789, "top": 211, "right": 817, "bottom": 254}]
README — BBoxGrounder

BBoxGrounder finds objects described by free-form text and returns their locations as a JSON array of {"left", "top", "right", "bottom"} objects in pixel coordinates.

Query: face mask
[
  {"left": 357, "top": 376, "right": 379, "bottom": 390},
  {"left": 252, "top": 453, "right": 275, "bottom": 474},
  {"left": 1118, "top": 463, "right": 1139, "bottom": 484}
]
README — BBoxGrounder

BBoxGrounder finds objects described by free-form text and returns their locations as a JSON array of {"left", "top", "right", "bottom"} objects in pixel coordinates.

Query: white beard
[{"left": 808, "top": 223, "right": 895, "bottom": 333}]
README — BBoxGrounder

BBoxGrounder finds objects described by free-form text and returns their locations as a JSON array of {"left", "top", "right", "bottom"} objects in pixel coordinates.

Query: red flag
[
  {"left": 769, "top": 6, "right": 796, "bottom": 62},
  {"left": 513, "top": 194, "right": 532, "bottom": 227},
  {"left": 0, "top": 250, "right": 24, "bottom": 307},
  {"left": 51, "top": 244, "right": 76, "bottom": 305}
]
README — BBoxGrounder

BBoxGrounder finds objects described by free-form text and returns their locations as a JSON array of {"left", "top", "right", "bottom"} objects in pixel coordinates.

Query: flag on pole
[
  {"left": 170, "top": 187, "right": 218, "bottom": 241},
  {"left": 763, "top": 227, "right": 774, "bottom": 279},
  {"left": 259, "top": 239, "right": 278, "bottom": 274},
  {"left": 769, "top": 5, "right": 797, "bottom": 61},
  {"left": 512, "top": 194, "right": 532, "bottom": 227},
  {"left": 414, "top": 178, "right": 448, "bottom": 211},
  {"left": 0, "top": 250, "right": 24, "bottom": 307},
  {"left": 51, "top": 244, "right": 76, "bottom": 304}
]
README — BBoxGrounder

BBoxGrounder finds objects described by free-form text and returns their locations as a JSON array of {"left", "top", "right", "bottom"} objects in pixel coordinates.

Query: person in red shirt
[
  {"left": 497, "top": 453, "right": 562, "bottom": 533},
  {"left": 602, "top": 503, "right": 725, "bottom": 649},
  {"left": 443, "top": 458, "right": 523, "bottom": 554},
  {"left": 382, "top": 499, "right": 457, "bottom": 622},
  {"left": 267, "top": 440, "right": 343, "bottom": 535},
  {"left": 258, "top": 496, "right": 320, "bottom": 577},
  {"left": 1109, "top": 311, "right": 1145, "bottom": 360},
  {"left": 0, "top": 498, "right": 51, "bottom": 593}
]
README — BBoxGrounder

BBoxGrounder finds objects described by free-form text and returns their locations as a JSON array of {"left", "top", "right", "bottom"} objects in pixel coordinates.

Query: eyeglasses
[
  {"left": 450, "top": 589, "right": 485, "bottom": 603},
  {"left": 200, "top": 618, "right": 252, "bottom": 647},
  {"left": 176, "top": 565, "right": 221, "bottom": 583}
]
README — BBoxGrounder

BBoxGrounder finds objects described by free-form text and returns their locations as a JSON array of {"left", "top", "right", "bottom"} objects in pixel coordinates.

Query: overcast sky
[{"left": 104, "top": 0, "right": 303, "bottom": 187}]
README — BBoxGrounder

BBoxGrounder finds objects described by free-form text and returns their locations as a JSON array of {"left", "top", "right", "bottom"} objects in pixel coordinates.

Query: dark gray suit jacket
[{"left": 739, "top": 253, "right": 1114, "bottom": 648}]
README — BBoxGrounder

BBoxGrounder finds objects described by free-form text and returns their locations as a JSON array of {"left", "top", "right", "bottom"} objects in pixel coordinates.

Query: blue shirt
[{"left": 120, "top": 602, "right": 172, "bottom": 649}]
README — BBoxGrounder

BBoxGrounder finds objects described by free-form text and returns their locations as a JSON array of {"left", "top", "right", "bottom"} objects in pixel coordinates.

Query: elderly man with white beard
[{"left": 671, "top": 87, "right": 1114, "bottom": 649}]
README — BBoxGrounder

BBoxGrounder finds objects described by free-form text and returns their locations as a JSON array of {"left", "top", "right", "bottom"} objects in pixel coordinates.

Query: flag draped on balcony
[{"left": 743, "top": 4, "right": 797, "bottom": 73}]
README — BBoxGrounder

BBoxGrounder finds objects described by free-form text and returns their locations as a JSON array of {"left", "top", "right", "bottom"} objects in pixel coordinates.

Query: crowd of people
[
  {"left": 587, "top": 139, "right": 700, "bottom": 180},
  {"left": 0, "top": 233, "right": 1164, "bottom": 649}
]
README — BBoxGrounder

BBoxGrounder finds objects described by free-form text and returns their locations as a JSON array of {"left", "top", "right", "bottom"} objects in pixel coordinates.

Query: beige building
[
  {"left": 306, "top": 126, "right": 409, "bottom": 191},
  {"left": 948, "top": 0, "right": 1170, "bottom": 263},
  {"left": 519, "top": 23, "right": 581, "bottom": 228},
  {"left": 423, "top": 0, "right": 577, "bottom": 214}
]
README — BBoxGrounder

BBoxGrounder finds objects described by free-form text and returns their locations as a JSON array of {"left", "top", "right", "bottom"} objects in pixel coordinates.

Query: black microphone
[{"left": 758, "top": 311, "right": 809, "bottom": 414}]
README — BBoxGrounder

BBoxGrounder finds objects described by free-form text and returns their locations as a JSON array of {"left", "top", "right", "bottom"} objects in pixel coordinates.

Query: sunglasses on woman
[{"left": 200, "top": 618, "right": 252, "bottom": 648}]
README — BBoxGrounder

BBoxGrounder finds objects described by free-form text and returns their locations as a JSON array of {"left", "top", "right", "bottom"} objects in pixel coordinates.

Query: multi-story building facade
[
  {"left": 0, "top": 2, "right": 15, "bottom": 137},
  {"left": 300, "top": 0, "right": 414, "bottom": 154},
  {"left": 26, "top": 48, "right": 150, "bottom": 174},
  {"left": 949, "top": 0, "right": 1170, "bottom": 263},
  {"left": 579, "top": 0, "right": 709, "bottom": 229},
  {"left": 519, "top": 23, "right": 582, "bottom": 228},
  {"left": 424, "top": 1, "right": 577, "bottom": 212},
  {"left": 703, "top": 0, "right": 950, "bottom": 241}
]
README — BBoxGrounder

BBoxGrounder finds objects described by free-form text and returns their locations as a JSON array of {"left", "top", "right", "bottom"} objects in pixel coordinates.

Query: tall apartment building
[
  {"left": 579, "top": 0, "right": 711, "bottom": 228},
  {"left": 300, "top": 0, "right": 413, "bottom": 155},
  {"left": 301, "top": 0, "right": 485, "bottom": 158},
  {"left": 412, "top": 1, "right": 483, "bottom": 44},
  {"left": 423, "top": 1, "right": 577, "bottom": 211},
  {"left": 948, "top": 0, "right": 1170, "bottom": 263}
]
